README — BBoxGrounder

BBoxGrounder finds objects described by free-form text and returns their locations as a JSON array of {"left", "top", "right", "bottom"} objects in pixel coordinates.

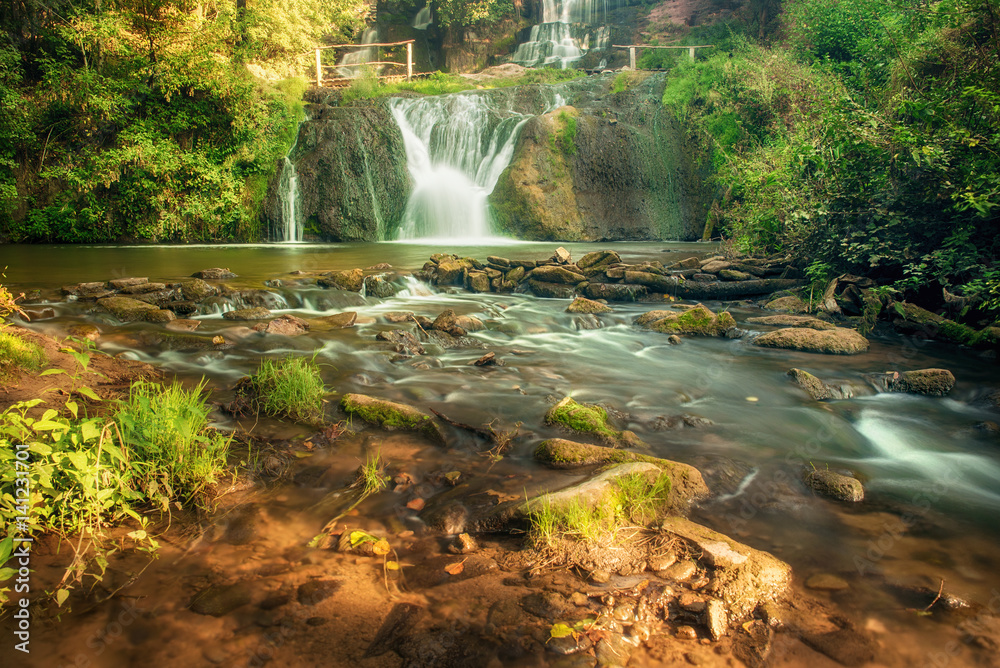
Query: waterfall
[
  {"left": 338, "top": 28, "right": 378, "bottom": 79},
  {"left": 278, "top": 157, "right": 301, "bottom": 242},
  {"left": 390, "top": 91, "right": 563, "bottom": 241},
  {"left": 512, "top": 0, "right": 617, "bottom": 68},
  {"left": 413, "top": 5, "right": 432, "bottom": 30}
]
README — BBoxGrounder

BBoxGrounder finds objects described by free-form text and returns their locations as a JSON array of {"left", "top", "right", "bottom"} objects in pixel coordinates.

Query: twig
[
  {"left": 923, "top": 579, "right": 945, "bottom": 613},
  {"left": 409, "top": 314, "right": 429, "bottom": 337}
]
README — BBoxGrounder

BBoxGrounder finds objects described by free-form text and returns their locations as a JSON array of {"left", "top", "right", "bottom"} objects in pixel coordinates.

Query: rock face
[
  {"left": 490, "top": 75, "right": 709, "bottom": 241},
  {"left": 754, "top": 327, "right": 869, "bottom": 354},
  {"left": 264, "top": 99, "right": 408, "bottom": 241}
]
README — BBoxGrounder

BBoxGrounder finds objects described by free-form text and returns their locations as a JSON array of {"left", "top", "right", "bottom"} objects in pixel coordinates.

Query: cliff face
[
  {"left": 490, "top": 73, "right": 710, "bottom": 241},
  {"left": 263, "top": 99, "right": 409, "bottom": 242}
]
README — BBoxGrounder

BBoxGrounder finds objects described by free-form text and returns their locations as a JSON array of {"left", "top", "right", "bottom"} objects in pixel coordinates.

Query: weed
[
  {"left": 359, "top": 450, "right": 389, "bottom": 496},
  {"left": 0, "top": 329, "right": 45, "bottom": 378},
  {"left": 246, "top": 356, "right": 326, "bottom": 424}
]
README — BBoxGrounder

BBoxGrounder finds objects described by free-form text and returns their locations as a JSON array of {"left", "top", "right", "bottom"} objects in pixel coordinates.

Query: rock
[
  {"left": 63, "top": 281, "right": 110, "bottom": 297},
  {"left": 805, "top": 573, "right": 850, "bottom": 591},
  {"left": 528, "top": 279, "right": 577, "bottom": 299},
  {"left": 473, "top": 352, "right": 498, "bottom": 366},
  {"left": 170, "top": 301, "right": 198, "bottom": 315},
  {"left": 108, "top": 277, "right": 148, "bottom": 289},
  {"left": 529, "top": 463, "right": 663, "bottom": 518},
  {"left": 746, "top": 315, "right": 835, "bottom": 331},
  {"left": 577, "top": 250, "right": 621, "bottom": 269},
  {"left": 316, "top": 269, "right": 362, "bottom": 291},
  {"left": 891, "top": 301, "right": 980, "bottom": 347},
  {"left": 505, "top": 265, "right": 526, "bottom": 284},
  {"left": 595, "top": 634, "right": 633, "bottom": 665},
  {"left": 145, "top": 309, "right": 176, "bottom": 323},
  {"left": 590, "top": 569, "right": 611, "bottom": 584},
  {"left": 553, "top": 247, "right": 572, "bottom": 264},
  {"left": 753, "top": 327, "right": 869, "bottom": 354},
  {"left": 764, "top": 295, "right": 809, "bottom": 313},
  {"left": 701, "top": 260, "right": 731, "bottom": 273},
  {"left": 313, "top": 311, "right": 358, "bottom": 329},
  {"left": 297, "top": 579, "right": 342, "bottom": 605},
  {"left": 532, "top": 265, "right": 586, "bottom": 284},
  {"left": 662, "top": 560, "right": 698, "bottom": 581},
  {"left": 534, "top": 438, "right": 710, "bottom": 508},
  {"left": 122, "top": 282, "right": 168, "bottom": 295},
  {"left": 660, "top": 517, "right": 792, "bottom": 618},
  {"left": 192, "top": 268, "right": 237, "bottom": 280},
  {"left": 676, "top": 626, "right": 698, "bottom": 640},
  {"left": 583, "top": 283, "right": 648, "bottom": 302},
  {"left": 804, "top": 469, "right": 864, "bottom": 502},
  {"left": 190, "top": 583, "right": 252, "bottom": 616},
  {"left": 180, "top": 278, "right": 216, "bottom": 301},
  {"left": 679, "top": 592, "right": 706, "bottom": 612},
  {"left": 448, "top": 533, "right": 477, "bottom": 554},
  {"left": 864, "top": 368, "right": 955, "bottom": 396},
  {"left": 545, "top": 398, "right": 646, "bottom": 448},
  {"left": 66, "top": 324, "right": 101, "bottom": 341},
  {"left": 691, "top": 273, "right": 715, "bottom": 282},
  {"left": 360, "top": 275, "right": 395, "bottom": 299},
  {"left": 622, "top": 270, "right": 679, "bottom": 293},
  {"left": 787, "top": 368, "right": 852, "bottom": 401},
  {"left": 567, "top": 297, "right": 612, "bottom": 314},
  {"left": 468, "top": 271, "right": 491, "bottom": 293},
  {"left": 340, "top": 393, "right": 445, "bottom": 444},
  {"left": 376, "top": 330, "right": 425, "bottom": 355},
  {"left": 801, "top": 624, "right": 878, "bottom": 666},
  {"left": 254, "top": 314, "right": 310, "bottom": 336},
  {"left": 97, "top": 296, "right": 160, "bottom": 322},
  {"left": 705, "top": 599, "right": 727, "bottom": 641},
  {"left": 667, "top": 335, "right": 681, "bottom": 345},
  {"left": 431, "top": 309, "right": 468, "bottom": 337},
  {"left": 222, "top": 307, "right": 271, "bottom": 321},
  {"left": 435, "top": 259, "right": 473, "bottom": 285},
  {"left": 672, "top": 257, "right": 702, "bottom": 270},
  {"left": 648, "top": 554, "right": 677, "bottom": 572},
  {"left": 718, "top": 269, "right": 754, "bottom": 281},
  {"left": 677, "top": 278, "right": 805, "bottom": 300},
  {"left": 639, "top": 304, "right": 737, "bottom": 337}
]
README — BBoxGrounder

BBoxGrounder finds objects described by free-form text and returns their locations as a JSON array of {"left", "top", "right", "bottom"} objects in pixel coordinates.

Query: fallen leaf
[
  {"left": 406, "top": 498, "right": 425, "bottom": 511},
  {"left": 372, "top": 539, "right": 391, "bottom": 556},
  {"left": 549, "top": 623, "right": 575, "bottom": 639},
  {"left": 444, "top": 559, "right": 467, "bottom": 575},
  {"left": 385, "top": 560, "right": 399, "bottom": 571},
  {"left": 212, "top": 335, "right": 225, "bottom": 345}
]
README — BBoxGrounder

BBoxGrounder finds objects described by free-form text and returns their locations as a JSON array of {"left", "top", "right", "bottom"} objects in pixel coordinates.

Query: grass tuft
[
  {"left": 248, "top": 356, "right": 326, "bottom": 424},
  {"left": 0, "top": 329, "right": 45, "bottom": 378}
]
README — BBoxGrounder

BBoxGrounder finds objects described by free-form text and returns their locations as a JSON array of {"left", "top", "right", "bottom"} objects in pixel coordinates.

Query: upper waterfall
[
  {"left": 389, "top": 91, "right": 563, "bottom": 242},
  {"left": 512, "top": 0, "right": 615, "bottom": 68}
]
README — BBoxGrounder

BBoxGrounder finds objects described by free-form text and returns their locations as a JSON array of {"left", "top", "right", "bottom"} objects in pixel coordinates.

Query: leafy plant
[{"left": 244, "top": 356, "right": 326, "bottom": 424}]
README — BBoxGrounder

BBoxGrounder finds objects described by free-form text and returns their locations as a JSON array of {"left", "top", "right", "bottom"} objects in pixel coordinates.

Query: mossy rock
[
  {"left": 764, "top": 295, "right": 809, "bottom": 313},
  {"left": 223, "top": 307, "right": 272, "bottom": 321},
  {"left": 893, "top": 302, "right": 978, "bottom": 346},
  {"left": 864, "top": 368, "right": 956, "bottom": 397},
  {"left": 804, "top": 469, "right": 864, "bottom": 502},
  {"left": 318, "top": 268, "right": 364, "bottom": 292},
  {"left": 340, "top": 393, "right": 445, "bottom": 444},
  {"left": 567, "top": 297, "right": 612, "bottom": 314},
  {"left": 97, "top": 296, "right": 160, "bottom": 322},
  {"left": 787, "top": 368, "right": 852, "bottom": 401},
  {"left": 746, "top": 315, "right": 835, "bottom": 331},
  {"left": 545, "top": 397, "right": 645, "bottom": 448},
  {"left": 642, "top": 304, "right": 737, "bottom": 337},
  {"left": 754, "top": 327, "right": 869, "bottom": 354},
  {"left": 180, "top": 278, "right": 216, "bottom": 302}
]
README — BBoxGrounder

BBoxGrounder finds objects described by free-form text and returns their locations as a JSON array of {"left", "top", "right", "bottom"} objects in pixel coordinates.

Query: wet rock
[
  {"left": 801, "top": 624, "right": 878, "bottom": 666},
  {"left": 638, "top": 304, "right": 737, "bottom": 337},
  {"left": 676, "top": 625, "right": 698, "bottom": 640},
  {"left": 363, "top": 274, "right": 398, "bottom": 298},
  {"left": 891, "top": 301, "right": 979, "bottom": 347},
  {"left": 431, "top": 309, "right": 483, "bottom": 336},
  {"left": 424, "top": 330, "right": 486, "bottom": 349},
  {"left": 383, "top": 311, "right": 414, "bottom": 323},
  {"left": 448, "top": 533, "right": 478, "bottom": 554},
  {"left": 17, "top": 307, "right": 56, "bottom": 322},
  {"left": 66, "top": 324, "right": 101, "bottom": 341},
  {"left": 313, "top": 311, "right": 357, "bottom": 329},
  {"left": 583, "top": 283, "right": 648, "bottom": 302},
  {"left": 648, "top": 554, "right": 677, "bottom": 572},
  {"left": 623, "top": 270, "right": 680, "bottom": 292},
  {"left": 672, "top": 257, "right": 702, "bottom": 270},
  {"left": 718, "top": 269, "right": 754, "bottom": 281},
  {"left": 547, "top": 633, "right": 594, "bottom": 656},
  {"left": 318, "top": 268, "right": 364, "bottom": 291},
  {"left": 595, "top": 633, "right": 633, "bottom": 665},
  {"left": 171, "top": 300, "right": 198, "bottom": 315},
  {"left": 590, "top": 569, "right": 611, "bottom": 584},
  {"left": 650, "top": 414, "right": 714, "bottom": 430},
  {"left": 222, "top": 307, "right": 271, "bottom": 320},
  {"left": 787, "top": 368, "right": 853, "bottom": 401},
  {"left": 663, "top": 560, "right": 698, "bottom": 582},
  {"left": 97, "top": 296, "right": 160, "bottom": 322},
  {"left": 746, "top": 315, "right": 835, "bottom": 331},
  {"left": 577, "top": 250, "right": 621, "bottom": 270},
  {"left": 364, "top": 603, "right": 424, "bottom": 658},
  {"left": 192, "top": 268, "right": 237, "bottom": 280},
  {"left": 691, "top": 273, "right": 716, "bottom": 282},
  {"left": 63, "top": 281, "right": 110, "bottom": 297},
  {"left": 162, "top": 318, "right": 197, "bottom": 332},
  {"left": 567, "top": 297, "right": 612, "bottom": 314},
  {"left": 521, "top": 591, "right": 566, "bottom": 619},
  {"left": 108, "top": 277, "right": 148, "bottom": 289},
  {"left": 864, "top": 368, "right": 955, "bottom": 396},
  {"left": 705, "top": 599, "right": 727, "bottom": 641},
  {"left": 376, "top": 329, "right": 425, "bottom": 355},
  {"left": 753, "top": 327, "right": 869, "bottom": 354},
  {"left": 679, "top": 592, "right": 706, "bottom": 613},
  {"left": 190, "top": 582, "right": 252, "bottom": 616},
  {"left": 805, "top": 573, "right": 850, "bottom": 591},
  {"left": 253, "top": 314, "right": 309, "bottom": 336},
  {"left": 122, "top": 282, "right": 169, "bottom": 295},
  {"left": 297, "top": 579, "right": 342, "bottom": 606},
  {"left": 468, "top": 271, "right": 491, "bottom": 293},
  {"left": 180, "top": 278, "right": 216, "bottom": 301},
  {"left": 804, "top": 469, "right": 864, "bottom": 502},
  {"left": 661, "top": 517, "right": 792, "bottom": 618},
  {"left": 667, "top": 335, "right": 682, "bottom": 344},
  {"left": 553, "top": 247, "right": 572, "bottom": 264},
  {"left": 764, "top": 295, "right": 809, "bottom": 313},
  {"left": 340, "top": 393, "right": 445, "bottom": 444},
  {"left": 701, "top": 259, "right": 731, "bottom": 273},
  {"left": 472, "top": 352, "right": 499, "bottom": 366},
  {"left": 544, "top": 397, "right": 646, "bottom": 448},
  {"left": 506, "top": 265, "right": 526, "bottom": 283},
  {"left": 529, "top": 279, "right": 577, "bottom": 299}
]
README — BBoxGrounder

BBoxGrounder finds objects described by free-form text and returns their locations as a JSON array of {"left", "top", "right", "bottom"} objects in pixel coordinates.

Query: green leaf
[
  {"left": 66, "top": 401, "right": 79, "bottom": 418},
  {"left": 549, "top": 623, "right": 575, "bottom": 639},
  {"left": 55, "top": 588, "right": 70, "bottom": 607},
  {"left": 0, "top": 567, "right": 17, "bottom": 581},
  {"left": 127, "top": 530, "right": 147, "bottom": 541},
  {"left": 0, "top": 536, "right": 13, "bottom": 565},
  {"left": 76, "top": 387, "right": 102, "bottom": 402},
  {"left": 32, "top": 420, "right": 68, "bottom": 432},
  {"left": 28, "top": 442, "right": 53, "bottom": 456},
  {"left": 38, "top": 369, "right": 66, "bottom": 377}
]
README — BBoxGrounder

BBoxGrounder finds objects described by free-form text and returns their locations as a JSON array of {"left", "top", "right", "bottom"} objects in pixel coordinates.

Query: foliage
[
  {"left": 340, "top": 68, "right": 584, "bottom": 105},
  {"left": 552, "top": 110, "right": 577, "bottom": 156},
  {"left": 434, "top": 0, "right": 514, "bottom": 28},
  {"left": 0, "top": 330, "right": 45, "bottom": 378},
  {"left": 114, "top": 379, "right": 231, "bottom": 511},
  {"left": 246, "top": 356, "right": 326, "bottom": 423}
]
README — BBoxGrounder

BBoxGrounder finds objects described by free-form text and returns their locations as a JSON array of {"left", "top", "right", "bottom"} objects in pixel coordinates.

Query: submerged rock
[
  {"left": 340, "top": 393, "right": 445, "bottom": 444},
  {"left": 787, "top": 368, "right": 853, "bottom": 401},
  {"left": 96, "top": 296, "right": 160, "bottom": 322},
  {"left": 222, "top": 307, "right": 271, "bottom": 321},
  {"left": 804, "top": 469, "right": 864, "bottom": 502},
  {"left": 253, "top": 314, "right": 310, "bottom": 336},
  {"left": 754, "top": 327, "right": 869, "bottom": 354},
  {"left": 375, "top": 330, "right": 425, "bottom": 356},
  {"left": 192, "top": 268, "right": 237, "bottom": 280},
  {"left": 638, "top": 303, "right": 737, "bottom": 337},
  {"left": 545, "top": 397, "right": 645, "bottom": 448},
  {"left": 566, "top": 297, "right": 612, "bottom": 314},
  {"left": 864, "top": 368, "right": 956, "bottom": 396},
  {"left": 363, "top": 274, "right": 398, "bottom": 298},
  {"left": 313, "top": 311, "right": 358, "bottom": 329},
  {"left": 190, "top": 582, "right": 252, "bottom": 617},
  {"left": 318, "top": 268, "right": 364, "bottom": 291}
]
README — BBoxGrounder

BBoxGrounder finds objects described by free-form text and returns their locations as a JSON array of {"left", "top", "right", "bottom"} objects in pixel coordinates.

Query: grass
[
  {"left": 248, "top": 356, "right": 326, "bottom": 424},
  {"left": 527, "top": 471, "right": 673, "bottom": 547},
  {"left": 359, "top": 450, "right": 389, "bottom": 495},
  {"left": 0, "top": 328, "right": 45, "bottom": 378},
  {"left": 115, "top": 379, "right": 231, "bottom": 511},
  {"left": 340, "top": 68, "right": 585, "bottom": 105}
]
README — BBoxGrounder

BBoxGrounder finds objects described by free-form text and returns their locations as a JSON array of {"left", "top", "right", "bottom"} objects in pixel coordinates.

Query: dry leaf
[
  {"left": 406, "top": 498, "right": 425, "bottom": 511},
  {"left": 212, "top": 335, "right": 225, "bottom": 345},
  {"left": 444, "top": 559, "right": 467, "bottom": 575}
]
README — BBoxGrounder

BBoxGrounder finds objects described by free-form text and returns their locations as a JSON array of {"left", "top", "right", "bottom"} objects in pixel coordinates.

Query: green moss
[
  {"left": 545, "top": 398, "right": 619, "bottom": 443},
  {"left": 647, "top": 304, "right": 736, "bottom": 336},
  {"left": 340, "top": 393, "right": 444, "bottom": 443},
  {"left": 0, "top": 329, "right": 45, "bottom": 378}
]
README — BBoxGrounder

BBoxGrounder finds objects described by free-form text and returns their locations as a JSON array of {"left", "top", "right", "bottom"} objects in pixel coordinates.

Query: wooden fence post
[
  {"left": 315, "top": 48, "right": 322, "bottom": 86},
  {"left": 689, "top": 46, "right": 696, "bottom": 60},
  {"left": 629, "top": 46, "right": 636, "bottom": 69},
  {"left": 407, "top": 42, "right": 413, "bottom": 81}
]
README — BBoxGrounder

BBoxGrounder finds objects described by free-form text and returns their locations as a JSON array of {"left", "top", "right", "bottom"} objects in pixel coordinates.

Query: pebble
[
  {"left": 570, "top": 592, "right": 590, "bottom": 607},
  {"left": 705, "top": 599, "right": 727, "bottom": 641},
  {"left": 590, "top": 569, "right": 611, "bottom": 584},
  {"left": 679, "top": 592, "right": 706, "bottom": 613},
  {"left": 805, "top": 573, "right": 850, "bottom": 591},
  {"left": 677, "top": 625, "right": 698, "bottom": 640},
  {"left": 661, "top": 560, "right": 698, "bottom": 582},
  {"left": 648, "top": 553, "right": 677, "bottom": 571}
]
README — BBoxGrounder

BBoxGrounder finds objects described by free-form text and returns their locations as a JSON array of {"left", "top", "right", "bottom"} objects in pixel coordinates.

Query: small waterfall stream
[
  {"left": 512, "top": 0, "right": 614, "bottom": 68},
  {"left": 277, "top": 115, "right": 307, "bottom": 242},
  {"left": 338, "top": 28, "right": 378, "bottom": 78},
  {"left": 390, "top": 91, "right": 563, "bottom": 241}
]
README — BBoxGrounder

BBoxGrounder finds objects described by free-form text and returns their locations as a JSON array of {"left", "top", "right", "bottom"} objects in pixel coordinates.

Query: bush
[{"left": 246, "top": 357, "right": 326, "bottom": 423}]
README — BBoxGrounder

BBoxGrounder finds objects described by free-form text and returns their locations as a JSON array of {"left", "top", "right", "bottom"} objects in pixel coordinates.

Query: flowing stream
[{"left": 512, "top": 0, "right": 615, "bottom": 68}]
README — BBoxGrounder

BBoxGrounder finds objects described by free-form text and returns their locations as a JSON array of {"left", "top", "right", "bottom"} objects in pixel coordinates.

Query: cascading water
[
  {"left": 278, "top": 159, "right": 301, "bottom": 242},
  {"left": 338, "top": 28, "right": 378, "bottom": 78},
  {"left": 390, "top": 91, "right": 563, "bottom": 242},
  {"left": 412, "top": 5, "right": 432, "bottom": 30},
  {"left": 512, "top": 0, "right": 616, "bottom": 68}
]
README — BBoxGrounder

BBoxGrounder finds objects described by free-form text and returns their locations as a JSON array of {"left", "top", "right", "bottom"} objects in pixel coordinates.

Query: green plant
[
  {"left": 613, "top": 472, "right": 671, "bottom": 524},
  {"left": 246, "top": 356, "right": 326, "bottom": 423},
  {"left": 553, "top": 110, "right": 578, "bottom": 157},
  {"left": 0, "top": 330, "right": 45, "bottom": 379},
  {"left": 114, "top": 380, "right": 231, "bottom": 512},
  {"left": 359, "top": 451, "right": 389, "bottom": 496}
]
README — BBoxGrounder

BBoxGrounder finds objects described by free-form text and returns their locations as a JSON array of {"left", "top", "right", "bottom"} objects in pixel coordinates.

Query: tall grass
[
  {"left": 248, "top": 356, "right": 326, "bottom": 423},
  {"left": 0, "top": 329, "right": 45, "bottom": 378}
]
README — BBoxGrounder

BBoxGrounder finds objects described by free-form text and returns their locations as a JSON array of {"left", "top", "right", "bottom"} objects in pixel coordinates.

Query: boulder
[
  {"left": 363, "top": 274, "right": 398, "bottom": 298},
  {"left": 96, "top": 296, "right": 160, "bottom": 322},
  {"left": 254, "top": 314, "right": 310, "bottom": 336},
  {"left": 528, "top": 280, "right": 576, "bottom": 299},
  {"left": 566, "top": 297, "right": 612, "bottom": 314},
  {"left": 192, "top": 268, "right": 237, "bottom": 280},
  {"left": 340, "top": 394, "right": 445, "bottom": 444},
  {"left": 545, "top": 397, "right": 645, "bottom": 448},
  {"left": 435, "top": 259, "right": 474, "bottom": 285},
  {"left": 640, "top": 304, "right": 737, "bottom": 337},
  {"left": 787, "top": 368, "right": 852, "bottom": 401},
  {"left": 108, "top": 277, "right": 148, "bottom": 290},
  {"left": 180, "top": 278, "right": 216, "bottom": 302},
  {"left": 864, "top": 368, "right": 955, "bottom": 396},
  {"left": 63, "top": 281, "right": 110, "bottom": 297},
  {"left": 122, "top": 282, "right": 168, "bottom": 295},
  {"left": 764, "top": 295, "right": 809, "bottom": 313},
  {"left": 577, "top": 250, "right": 621, "bottom": 270},
  {"left": 145, "top": 309, "right": 176, "bottom": 323},
  {"left": 505, "top": 266, "right": 526, "bottom": 284},
  {"left": 746, "top": 315, "right": 835, "bottom": 331},
  {"left": 583, "top": 283, "right": 648, "bottom": 302},
  {"left": 553, "top": 247, "right": 572, "bottom": 264},
  {"left": 700, "top": 260, "right": 731, "bottom": 273},
  {"left": 671, "top": 257, "right": 701, "bottom": 270},
  {"left": 753, "top": 327, "right": 869, "bottom": 355},
  {"left": 804, "top": 469, "right": 864, "bottom": 502},
  {"left": 376, "top": 330, "right": 425, "bottom": 355},
  {"left": 718, "top": 269, "right": 754, "bottom": 281},
  {"left": 467, "top": 271, "right": 491, "bottom": 293},
  {"left": 313, "top": 311, "right": 358, "bottom": 329},
  {"left": 530, "top": 265, "right": 586, "bottom": 284},
  {"left": 222, "top": 307, "right": 272, "bottom": 321},
  {"left": 318, "top": 268, "right": 364, "bottom": 292}
]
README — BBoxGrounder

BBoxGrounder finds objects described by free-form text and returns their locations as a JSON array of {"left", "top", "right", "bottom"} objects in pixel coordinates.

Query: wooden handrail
[
  {"left": 612, "top": 44, "right": 713, "bottom": 49},
  {"left": 322, "top": 61, "right": 405, "bottom": 68},
  {"left": 313, "top": 40, "right": 415, "bottom": 52}
]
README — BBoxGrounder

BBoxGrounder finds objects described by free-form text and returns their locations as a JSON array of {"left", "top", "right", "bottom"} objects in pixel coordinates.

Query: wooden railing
[
  {"left": 612, "top": 44, "right": 713, "bottom": 69},
  {"left": 311, "top": 40, "right": 415, "bottom": 87}
]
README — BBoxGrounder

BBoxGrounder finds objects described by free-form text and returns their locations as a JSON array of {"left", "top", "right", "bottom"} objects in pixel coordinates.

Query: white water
[
  {"left": 512, "top": 0, "right": 616, "bottom": 68},
  {"left": 337, "top": 28, "right": 378, "bottom": 79},
  {"left": 390, "top": 91, "right": 564, "bottom": 241},
  {"left": 278, "top": 157, "right": 301, "bottom": 243},
  {"left": 412, "top": 5, "right": 432, "bottom": 30}
]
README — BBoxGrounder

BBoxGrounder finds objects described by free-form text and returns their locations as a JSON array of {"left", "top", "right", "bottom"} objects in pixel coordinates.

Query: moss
[
  {"left": 0, "top": 329, "right": 45, "bottom": 378},
  {"left": 646, "top": 304, "right": 736, "bottom": 336},
  {"left": 544, "top": 397, "right": 640, "bottom": 447},
  {"left": 340, "top": 393, "right": 445, "bottom": 444},
  {"left": 898, "top": 302, "right": 977, "bottom": 346}
]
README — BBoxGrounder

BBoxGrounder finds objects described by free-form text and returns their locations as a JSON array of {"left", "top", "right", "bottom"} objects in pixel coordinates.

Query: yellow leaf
[
  {"left": 55, "top": 588, "right": 70, "bottom": 607},
  {"left": 444, "top": 558, "right": 467, "bottom": 575},
  {"left": 385, "top": 560, "right": 399, "bottom": 571},
  {"left": 549, "top": 623, "right": 575, "bottom": 639},
  {"left": 373, "top": 539, "right": 391, "bottom": 556}
]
